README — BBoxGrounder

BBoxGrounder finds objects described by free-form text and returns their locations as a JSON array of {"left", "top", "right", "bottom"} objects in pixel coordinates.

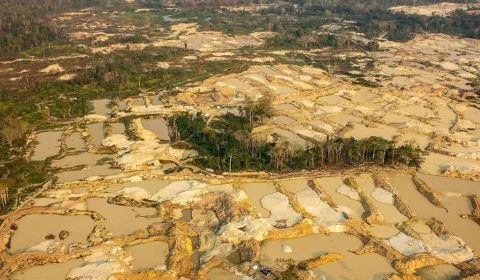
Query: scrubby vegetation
[{"left": 170, "top": 98, "right": 424, "bottom": 172}]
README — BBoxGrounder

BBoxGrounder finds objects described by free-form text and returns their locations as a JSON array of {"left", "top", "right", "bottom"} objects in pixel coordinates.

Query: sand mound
[
  {"left": 336, "top": 184, "right": 361, "bottom": 201},
  {"left": 39, "top": 64, "right": 64, "bottom": 73},
  {"left": 261, "top": 192, "right": 303, "bottom": 227},
  {"left": 371, "top": 188, "right": 394, "bottom": 205}
]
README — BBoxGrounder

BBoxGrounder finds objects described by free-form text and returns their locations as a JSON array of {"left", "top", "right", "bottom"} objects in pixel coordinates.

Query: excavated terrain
[{"left": 3, "top": 3, "right": 480, "bottom": 280}]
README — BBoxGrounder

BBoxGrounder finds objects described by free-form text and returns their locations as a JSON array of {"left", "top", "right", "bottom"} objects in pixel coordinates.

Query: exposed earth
[{"left": 2, "top": 1, "right": 480, "bottom": 280}]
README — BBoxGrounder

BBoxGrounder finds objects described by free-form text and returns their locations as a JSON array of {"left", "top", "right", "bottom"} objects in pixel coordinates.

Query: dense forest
[
  {"left": 262, "top": 3, "right": 480, "bottom": 47},
  {"left": 0, "top": 0, "right": 104, "bottom": 55},
  {"left": 170, "top": 99, "right": 424, "bottom": 172}
]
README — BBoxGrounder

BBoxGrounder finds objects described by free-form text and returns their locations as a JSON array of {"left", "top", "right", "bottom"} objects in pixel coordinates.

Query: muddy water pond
[
  {"left": 410, "top": 223, "right": 432, "bottom": 234},
  {"left": 387, "top": 173, "right": 480, "bottom": 252},
  {"left": 241, "top": 182, "right": 277, "bottom": 218},
  {"left": 370, "top": 226, "right": 400, "bottom": 238},
  {"left": 65, "top": 132, "right": 85, "bottom": 152},
  {"left": 9, "top": 258, "right": 83, "bottom": 280},
  {"left": 10, "top": 214, "right": 95, "bottom": 254},
  {"left": 260, "top": 233, "right": 363, "bottom": 266},
  {"left": 126, "top": 241, "right": 169, "bottom": 272},
  {"left": 315, "top": 177, "right": 365, "bottom": 220},
  {"left": 87, "top": 198, "right": 161, "bottom": 237},
  {"left": 282, "top": 179, "right": 310, "bottom": 193},
  {"left": 313, "top": 252, "right": 396, "bottom": 280},
  {"left": 52, "top": 153, "right": 112, "bottom": 168},
  {"left": 207, "top": 268, "right": 240, "bottom": 280},
  {"left": 355, "top": 175, "right": 408, "bottom": 224},
  {"left": 110, "top": 122, "right": 125, "bottom": 135},
  {"left": 87, "top": 123, "right": 104, "bottom": 146},
  {"left": 345, "top": 124, "right": 397, "bottom": 141},
  {"left": 56, "top": 165, "right": 121, "bottom": 183},
  {"left": 415, "top": 264, "right": 461, "bottom": 280},
  {"left": 416, "top": 173, "right": 480, "bottom": 195},
  {"left": 142, "top": 118, "right": 170, "bottom": 141},
  {"left": 439, "top": 195, "right": 473, "bottom": 215},
  {"left": 420, "top": 152, "right": 480, "bottom": 176},
  {"left": 261, "top": 233, "right": 396, "bottom": 279},
  {"left": 92, "top": 99, "right": 111, "bottom": 117},
  {"left": 33, "top": 198, "right": 60, "bottom": 207},
  {"left": 31, "top": 131, "right": 63, "bottom": 161}
]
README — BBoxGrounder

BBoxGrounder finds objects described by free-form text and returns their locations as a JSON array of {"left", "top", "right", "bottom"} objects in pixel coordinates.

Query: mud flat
[
  {"left": 399, "top": 133, "right": 430, "bottom": 149},
  {"left": 416, "top": 173, "right": 480, "bottom": 195},
  {"left": 272, "top": 115, "right": 295, "bottom": 125},
  {"left": 223, "top": 78, "right": 250, "bottom": 90},
  {"left": 9, "top": 258, "right": 83, "bottom": 280},
  {"left": 316, "top": 95, "right": 348, "bottom": 105},
  {"left": 92, "top": 99, "right": 111, "bottom": 117},
  {"left": 87, "top": 198, "right": 161, "bottom": 237},
  {"left": 328, "top": 114, "right": 363, "bottom": 126},
  {"left": 142, "top": 118, "right": 170, "bottom": 141},
  {"left": 387, "top": 173, "right": 480, "bottom": 252},
  {"left": 263, "top": 128, "right": 309, "bottom": 148},
  {"left": 273, "top": 103, "right": 297, "bottom": 111},
  {"left": 395, "top": 105, "right": 434, "bottom": 118},
  {"left": 383, "top": 113, "right": 415, "bottom": 124},
  {"left": 31, "top": 131, "right": 63, "bottom": 161},
  {"left": 10, "top": 214, "right": 95, "bottom": 254},
  {"left": 65, "top": 132, "right": 86, "bottom": 152},
  {"left": 105, "top": 180, "right": 171, "bottom": 196},
  {"left": 126, "top": 241, "right": 169, "bottom": 271},
  {"left": 55, "top": 165, "right": 121, "bottom": 183},
  {"left": 464, "top": 106, "right": 480, "bottom": 124},
  {"left": 207, "top": 268, "right": 240, "bottom": 280},
  {"left": 433, "top": 108, "right": 457, "bottom": 129},
  {"left": 87, "top": 123, "right": 104, "bottom": 146},
  {"left": 415, "top": 264, "right": 461, "bottom": 280},
  {"left": 350, "top": 92, "right": 378, "bottom": 102},
  {"left": 241, "top": 182, "right": 276, "bottom": 217}
]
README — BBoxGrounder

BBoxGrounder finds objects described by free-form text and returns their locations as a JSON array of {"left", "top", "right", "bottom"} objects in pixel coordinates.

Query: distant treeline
[
  {"left": 260, "top": 0, "right": 480, "bottom": 46},
  {"left": 170, "top": 103, "right": 424, "bottom": 172},
  {"left": 0, "top": 0, "right": 103, "bottom": 55}
]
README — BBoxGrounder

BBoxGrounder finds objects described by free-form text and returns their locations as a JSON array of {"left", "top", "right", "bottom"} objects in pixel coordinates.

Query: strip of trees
[{"left": 170, "top": 98, "right": 424, "bottom": 172}]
